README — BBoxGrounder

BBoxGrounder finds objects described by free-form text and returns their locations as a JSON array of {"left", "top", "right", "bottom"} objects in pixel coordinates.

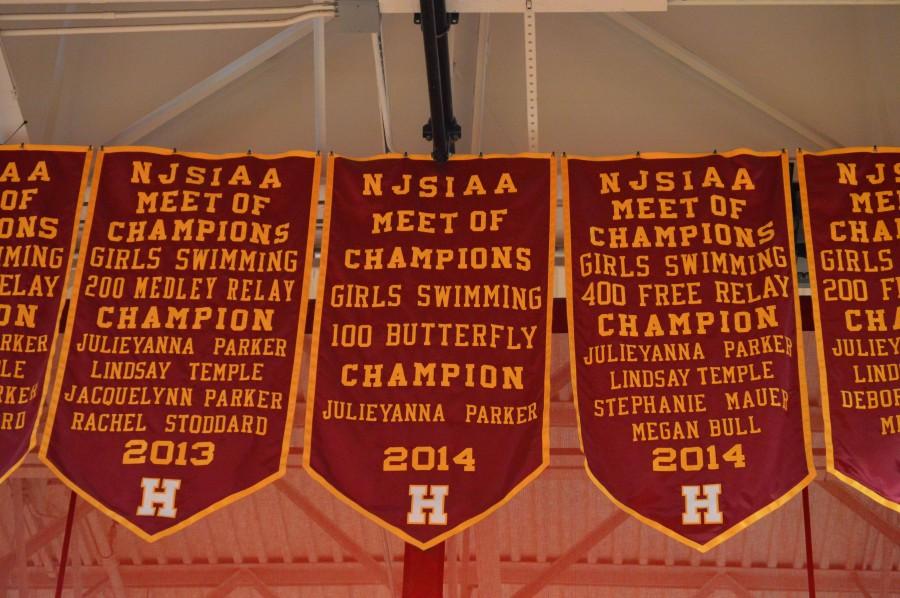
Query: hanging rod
[
  {"left": 417, "top": 0, "right": 460, "bottom": 162},
  {"left": 0, "top": 6, "right": 327, "bottom": 22},
  {"left": 0, "top": 4, "right": 334, "bottom": 36}
]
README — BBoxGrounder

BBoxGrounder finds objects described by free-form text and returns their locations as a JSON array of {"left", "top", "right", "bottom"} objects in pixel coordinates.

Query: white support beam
[
  {"left": 70, "top": 526, "right": 85, "bottom": 598},
  {"left": 693, "top": 572, "right": 755, "bottom": 598},
  {"left": 205, "top": 568, "right": 244, "bottom": 598},
  {"left": 0, "top": 6, "right": 327, "bottom": 23},
  {"left": 0, "top": 8, "right": 335, "bottom": 38},
  {"left": 313, "top": 17, "right": 326, "bottom": 152},
  {"left": 37, "top": 7, "right": 72, "bottom": 144},
  {"left": 446, "top": 534, "right": 461, "bottom": 598},
  {"left": 371, "top": 30, "right": 394, "bottom": 153},
  {"left": 244, "top": 569, "right": 280, "bottom": 598},
  {"left": 605, "top": 13, "right": 841, "bottom": 149},
  {"left": 818, "top": 480, "right": 900, "bottom": 546},
  {"left": 469, "top": 13, "right": 490, "bottom": 153},
  {"left": 692, "top": 572, "right": 725, "bottom": 598},
  {"left": 474, "top": 514, "right": 501, "bottom": 597},
  {"left": 379, "top": 0, "right": 900, "bottom": 9},
  {"left": 20, "top": 561, "right": 898, "bottom": 593},
  {"left": 274, "top": 479, "right": 391, "bottom": 588},
  {"left": 0, "top": 0, "right": 232, "bottom": 3},
  {"left": 379, "top": 529, "right": 398, "bottom": 598},
  {"left": 205, "top": 568, "right": 280, "bottom": 598},
  {"left": 672, "top": 0, "right": 900, "bottom": 4},
  {"left": 80, "top": 578, "right": 110, "bottom": 598},
  {"left": 0, "top": 493, "right": 89, "bottom": 574},
  {"left": 380, "top": 1, "right": 667, "bottom": 12},
  {"left": 853, "top": 571, "right": 876, "bottom": 598},
  {"left": 2, "top": 0, "right": 895, "bottom": 6},
  {"left": 512, "top": 510, "right": 629, "bottom": 597},
  {"left": 0, "top": 39, "right": 27, "bottom": 143},
  {"left": 11, "top": 480, "right": 28, "bottom": 598},
  {"left": 461, "top": 529, "right": 473, "bottom": 598},
  {"left": 105, "top": 20, "right": 320, "bottom": 146},
  {"left": 85, "top": 515, "right": 126, "bottom": 598},
  {"left": 879, "top": 537, "right": 893, "bottom": 598}
]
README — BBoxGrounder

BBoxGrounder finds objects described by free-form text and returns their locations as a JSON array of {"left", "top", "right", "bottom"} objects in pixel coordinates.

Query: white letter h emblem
[{"left": 136, "top": 477, "right": 181, "bottom": 519}]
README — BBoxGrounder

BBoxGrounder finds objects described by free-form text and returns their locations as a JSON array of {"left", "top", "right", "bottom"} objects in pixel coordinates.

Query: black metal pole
[
  {"left": 801, "top": 487, "right": 817, "bottom": 597},
  {"left": 54, "top": 491, "right": 78, "bottom": 598},
  {"left": 419, "top": 0, "right": 450, "bottom": 161},
  {"left": 433, "top": 0, "right": 458, "bottom": 153}
]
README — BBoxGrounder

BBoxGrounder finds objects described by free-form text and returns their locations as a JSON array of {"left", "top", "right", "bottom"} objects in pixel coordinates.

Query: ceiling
[
  {"left": 0, "top": 1, "right": 898, "bottom": 596},
  {"left": 0, "top": 1, "right": 897, "bottom": 155}
]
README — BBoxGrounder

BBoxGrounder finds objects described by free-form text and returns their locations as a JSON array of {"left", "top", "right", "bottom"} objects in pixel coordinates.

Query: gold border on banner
[
  {"left": 38, "top": 145, "right": 322, "bottom": 541},
  {"left": 0, "top": 144, "right": 93, "bottom": 485},
  {"left": 563, "top": 149, "right": 816, "bottom": 552},
  {"left": 303, "top": 152, "right": 555, "bottom": 550},
  {"left": 797, "top": 146, "right": 900, "bottom": 513}
]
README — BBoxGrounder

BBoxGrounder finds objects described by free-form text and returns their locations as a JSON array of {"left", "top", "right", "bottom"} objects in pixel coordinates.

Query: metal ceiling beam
[
  {"left": 0, "top": 0, "right": 232, "bottom": 3},
  {"left": 380, "top": 530, "right": 399, "bottom": 598},
  {"left": 70, "top": 527, "right": 87, "bottom": 598},
  {"left": 469, "top": 13, "right": 490, "bottom": 153},
  {"left": 818, "top": 480, "right": 900, "bottom": 547},
  {"left": 604, "top": 13, "right": 840, "bottom": 149},
  {"left": 720, "top": 573, "right": 756, "bottom": 597},
  {"left": 445, "top": 534, "right": 460, "bottom": 598},
  {"left": 244, "top": 569, "right": 280, "bottom": 598},
  {"left": 0, "top": 0, "right": 894, "bottom": 8},
  {"left": 205, "top": 569, "right": 244, "bottom": 598},
  {"left": 852, "top": 571, "right": 876, "bottom": 598},
  {"left": 673, "top": 1, "right": 900, "bottom": 4},
  {"left": 0, "top": 7, "right": 335, "bottom": 37},
  {"left": 11, "top": 481, "right": 28, "bottom": 598},
  {"left": 379, "top": 0, "right": 900, "bottom": 9},
  {"left": 32, "top": 561, "right": 898, "bottom": 593},
  {"left": 692, "top": 572, "right": 755, "bottom": 598},
  {"left": 38, "top": 6, "right": 73, "bottom": 143},
  {"left": 474, "top": 514, "right": 501, "bottom": 597},
  {"left": 313, "top": 17, "right": 326, "bottom": 152},
  {"left": 372, "top": 29, "right": 394, "bottom": 152},
  {"left": 85, "top": 515, "right": 126, "bottom": 598},
  {"left": 461, "top": 529, "right": 473, "bottom": 598},
  {"left": 274, "top": 479, "right": 391, "bottom": 588},
  {"left": 79, "top": 577, "right": 108, "bottom": 598},
  {"left": 0, "top": 38, "right": 27, "bottom": 143},
  {"left": 0, "top": 6, "right": 324, "bottom": 22},
  {"left": 106, "top": 21, "right": 318, "bottom": 146},
  {"left": 512, "top": 510, "right": 629, "bottom": 597},
  {"left": 382, "top": 1, "right": 667, "bottom": 12},
  {"left": 0, "top": 492, "right": 89, "bottom": 573},
  {"left": 205, "top": 568, "right": 280, "bottom": 598}
]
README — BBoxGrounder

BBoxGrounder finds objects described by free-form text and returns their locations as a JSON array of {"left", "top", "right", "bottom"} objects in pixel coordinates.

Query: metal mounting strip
[{"left": 523, "top": 1, "right": 538, "bottom": 152}]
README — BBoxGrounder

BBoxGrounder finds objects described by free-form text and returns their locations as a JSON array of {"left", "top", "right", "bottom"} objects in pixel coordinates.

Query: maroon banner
[
  {"left": 305, "top": 153, "right": 554, "bottom": 548},
  {"left": 0, "top": 146, "right": 90, "bottom": 484},
  {"left": 798, "top": 147, "right": 899, "bottom": 511},
  {"left": 565, "top": 151, "right": 815, "bottom": 551},
  {"left": 40, "top": 147, "right": 319, "bottom": 540}
]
